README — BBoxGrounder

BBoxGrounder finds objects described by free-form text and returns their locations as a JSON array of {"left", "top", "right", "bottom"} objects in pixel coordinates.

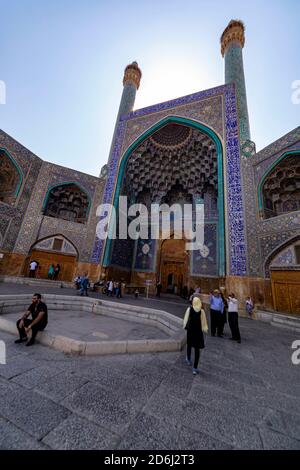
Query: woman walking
[{"left": 183, "top": 296, "right": 208, "bottom": 375}]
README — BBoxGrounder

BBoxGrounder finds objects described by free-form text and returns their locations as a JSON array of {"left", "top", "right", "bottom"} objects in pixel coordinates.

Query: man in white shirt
[
  {"left": 228, "top": 293, "right": 241, "bottom": 343},
  {"left": 29, "top": 260, "right": 38, "bottom": 278},
  {"left": 108, "top": 280, "right": 114, "bottom": 297}
]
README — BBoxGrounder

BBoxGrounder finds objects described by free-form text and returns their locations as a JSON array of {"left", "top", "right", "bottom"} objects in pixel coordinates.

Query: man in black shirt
[{"left": 15, "top": 293, "right": 48, "bottom": 346}]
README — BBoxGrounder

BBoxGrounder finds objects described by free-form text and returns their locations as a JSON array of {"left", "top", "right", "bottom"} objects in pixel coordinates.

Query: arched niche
[
  {"left": 43, "top": 182, "right": 90, "bottom": 224},
  {"left": 259, "top": 152, "right": 300, "bottom": 219},
  {"left": 0, "top": 148, "right": 23, "bottom": 205}
]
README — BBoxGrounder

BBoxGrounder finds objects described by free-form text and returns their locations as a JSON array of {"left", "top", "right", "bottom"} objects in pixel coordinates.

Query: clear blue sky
[{"left": 0, "top": 0, "right": 299, "bottom": 176}]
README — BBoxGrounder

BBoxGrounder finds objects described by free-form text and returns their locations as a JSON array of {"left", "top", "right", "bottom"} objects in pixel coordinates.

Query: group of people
[
  {"left": 184, "top": 289, "right": 255, "bottom": 375},
  {"left": 47, "top": 263, "right": 61, "bottom": 280},
  {"left": 156, "top": 283, "right": 202, "bottom": 300},
  {"left": 13, "top": 283, "right": 254, "bottom": 371},
  {"left": 73, "top": 276, "right": 127, "bottom": 299},
  {"left": 106, "top": 280, "right": 126, "bottom": 299},
  {"left": 74, "top": 273, "right": 90, "bottom": 296},
  {"left": 209, "top": 289, "right": 241, "bottom": 342},
  {"left": 28, "top": 260, "right": 61, "bottom": 280}
]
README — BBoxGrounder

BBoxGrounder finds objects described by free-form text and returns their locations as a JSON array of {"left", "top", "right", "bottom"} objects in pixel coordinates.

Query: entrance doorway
[
  {"left": 158, "top": 239, "right": 188, "bottom": 294},
  {"left": 25, "top": 250, "right": 77, "bottom": 282},
  {"left": 23, "top": 235, "right": 79, "bottom": 282}
]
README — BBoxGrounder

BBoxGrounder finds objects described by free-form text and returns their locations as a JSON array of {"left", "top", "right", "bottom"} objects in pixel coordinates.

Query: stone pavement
[{"left": 0, "top": 310, "right": 300, "bottom": 449}]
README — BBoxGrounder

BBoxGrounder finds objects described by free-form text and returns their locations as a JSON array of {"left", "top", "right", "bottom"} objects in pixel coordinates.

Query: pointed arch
[
  {"left": 30, "top": 233, "right": 79, "bottom": 257},
  {"left": 102, "top": 115, "right": 225, "bottom": 276},
  {"left": 264, "top": 234, "right": 300, "bottom": 277}
]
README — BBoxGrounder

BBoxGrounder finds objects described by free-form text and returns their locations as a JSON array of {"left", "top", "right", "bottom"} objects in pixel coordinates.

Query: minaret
[
  {"left": 105, "top": 62, "right": 142, "bottom": 169},
  {"left": 221, "top": 20, "right": 251, "bottom": 142}
]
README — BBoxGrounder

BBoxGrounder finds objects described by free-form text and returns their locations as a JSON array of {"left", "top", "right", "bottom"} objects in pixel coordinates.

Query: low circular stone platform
[{"left": 0, "top": 294, "right": 186, "bottom": 355}]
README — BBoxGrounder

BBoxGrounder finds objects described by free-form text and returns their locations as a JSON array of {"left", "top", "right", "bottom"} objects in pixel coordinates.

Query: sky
[{"left": 0, "top": 0, "right": 299, "bottom": 177}]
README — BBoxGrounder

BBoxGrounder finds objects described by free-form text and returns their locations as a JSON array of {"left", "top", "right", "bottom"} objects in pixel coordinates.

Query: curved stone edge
[
  {"left": 0, "top": 317, "right": 185, "bottom": 356},
  {"left": 0, "top": 294, "right": 183, "bottom": 338},
  {"left": 0, "top": 294, "right": 186, "bottom": 355},
  {"left": 256, "top": 310, "right": 300, "bottom": 333}
]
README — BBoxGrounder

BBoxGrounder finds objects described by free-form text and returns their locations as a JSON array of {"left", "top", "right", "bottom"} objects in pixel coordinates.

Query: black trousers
[
  {"left": 228, "top": 311, "right": 241, "bottom": 341},
  {"left": 16, "top": 318, "right": 46, "bottom": 341},
  {"left": 187, "top": 344, "right": 200, "bottom": 369},
  {"left": 80, "top": 287, "right": 88, "bottom": 296},
  {"left": 210, "top": 309, "right": 223, "bottom": 336}
]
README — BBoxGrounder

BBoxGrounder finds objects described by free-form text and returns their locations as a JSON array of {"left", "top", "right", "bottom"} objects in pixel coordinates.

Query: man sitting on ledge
[{"left": 15, "top": 293, "right": 48, "bottom": 346}]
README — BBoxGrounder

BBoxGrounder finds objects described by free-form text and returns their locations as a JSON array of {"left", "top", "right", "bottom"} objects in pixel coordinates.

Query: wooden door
[
  {"left": 28, "top": 250, "right": 77, "bottom": 282},
  {"left": 271, "top": 269, "right": 300, "bottom": 315}
]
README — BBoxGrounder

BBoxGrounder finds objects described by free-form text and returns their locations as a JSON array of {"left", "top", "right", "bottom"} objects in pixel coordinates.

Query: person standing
[
  {"left": 188, "top": 288, "right": 195, "bottom": 303},
  {"left": 156, "top": 281, "right": 162, "bottom": 297},
  {"left": 53, "top": 263, "right": 61, "bottom": 280},
  {"left": 228, "top": 293, "right": 241, "bottom": 343},
  {"left": 29, "top": 260, "right": 38, "bottom": 278},
  {"left": 74, "top": 274, "right": 81, "bottom": 290},
  {"left": 15, "top": 293, "right": 48, "bottom": 346},
  {"left": 108, "top": 280, "right": 114, "bottom": 297},
  {"left": 113, "top": 281, "right": 118, "bottom": 297},
  {"left": 245, "top": 296, "right": 254, "bottom": 318},
  {"left": 183, "top": 296, "right": 208, "bottom": 375},
  {"left": 35, "top": 261, "right": 41, "bottom": 279},
  {"left": 79, "top": 273, "right": 89, "bottom": 296},
  {"left": 220, "top": 290, "right": 228, "bottom": 337},
  {"left": 121, "top": 280, "right": 126, "bottom": 298},
  {"left": 182, "top": 285, "right": 188, "bottom": 300},
  {"left": 106, "top": 280, "right": 110, "bottom": 296},
  {"left": 210, "top": 289, "right": 224, "bottom": 337},
  {"left": 116, "top": 281, "right": 122, "bottom": 298},
  {"left": 48, "top": 264, "right": 55, "bottom": 280}
]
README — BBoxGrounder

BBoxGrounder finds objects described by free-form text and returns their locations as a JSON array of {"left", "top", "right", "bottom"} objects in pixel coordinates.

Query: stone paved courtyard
[{"left": 1, "top": 292, "right": 300, "bottom": 450}]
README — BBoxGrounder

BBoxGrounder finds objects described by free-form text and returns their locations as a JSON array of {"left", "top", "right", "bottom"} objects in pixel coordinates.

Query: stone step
[
  {"left": 271, "top": 315, "right": 300, "bottom": 333},
  {"left": 0, "top": 275, "right": 74, "bottom": 288},
  {"left": 256, "top": 309, "right": 300, "bottom": 333}
]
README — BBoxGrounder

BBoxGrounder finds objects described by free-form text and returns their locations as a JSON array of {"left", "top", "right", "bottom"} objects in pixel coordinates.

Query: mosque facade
[{"left": 0, "top": 20, "right": 299, "bottom": 315}]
